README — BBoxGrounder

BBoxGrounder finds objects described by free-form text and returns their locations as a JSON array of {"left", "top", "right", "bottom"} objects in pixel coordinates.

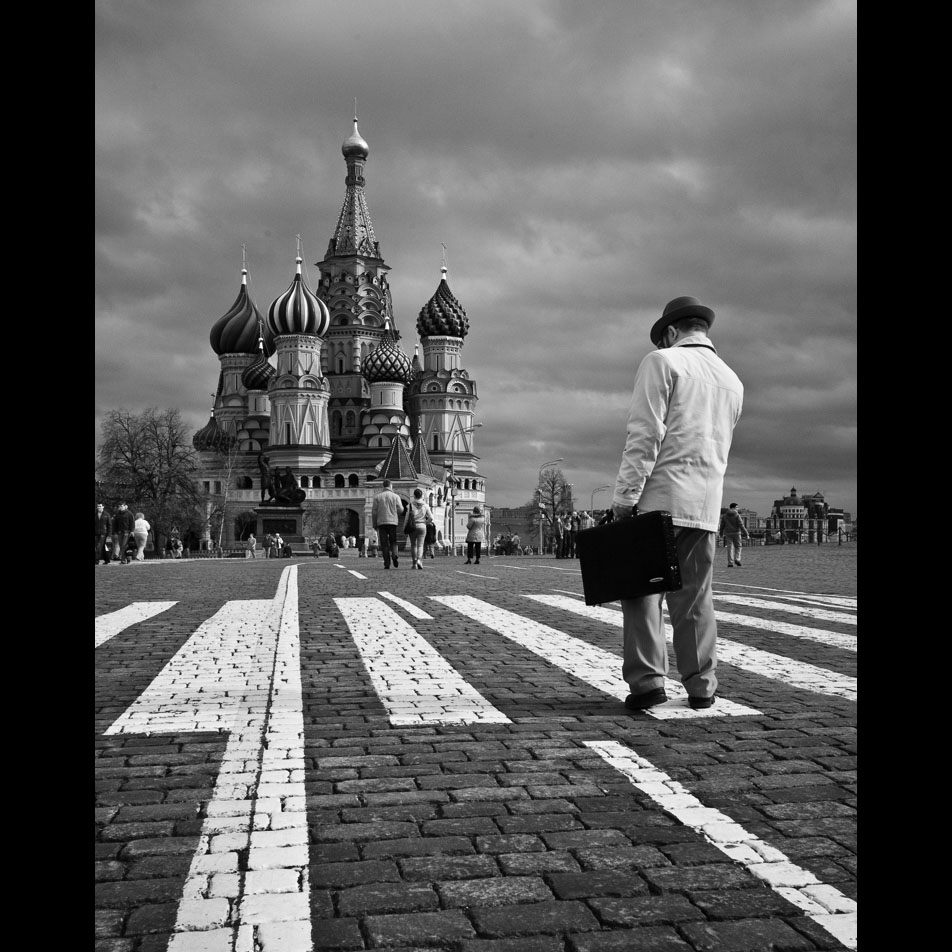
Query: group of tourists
[{"left": 95, "top": 503, "right": 151, "bottom": 564}]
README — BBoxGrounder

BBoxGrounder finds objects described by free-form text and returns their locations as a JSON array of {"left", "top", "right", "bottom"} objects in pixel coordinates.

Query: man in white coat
[{"left": 612, "top": 296, "right": 744, "bottom": 711}]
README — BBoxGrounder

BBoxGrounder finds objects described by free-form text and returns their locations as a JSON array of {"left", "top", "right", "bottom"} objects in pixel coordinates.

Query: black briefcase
[{"left": 575, "top": 510, "right": 682, "bottom": 606}]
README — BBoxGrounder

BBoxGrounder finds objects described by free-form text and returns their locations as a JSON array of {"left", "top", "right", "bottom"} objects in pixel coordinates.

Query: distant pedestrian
[
  {"left": 245, "top": 533, "right": 257, "bottom": 559},
  {"left": 465, "top": 506, "right": 486, "bottom": 565},
  {"left": 718, "top": 503, "right": 751, "bottom": 567},
  {"left": 405, "top": 487, "right": 434, "bottom": 570},
  {"left": 132, "top": 511, "right": 151, "bottom": 562},
  {"left": 96, "top": 503, "right": 112, "bottom": 564},
  {"left": 372, "top": 478, "right": 406, "bottom": 569},
  {"left": 579, "top": 510, "right": 595, "bottom": 532},
  {"left": 423, "top": 520, "right": 436, "bottom": 559},
  {"left": 111, "top": 503, "right": 136, "bottom": 563}
]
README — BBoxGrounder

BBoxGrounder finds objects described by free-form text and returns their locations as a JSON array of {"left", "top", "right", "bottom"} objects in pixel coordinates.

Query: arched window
[
  {"left": 332, "top": 412, "right": 342, "bottom": 437},
  {"left": 337, "top": 356, "right": 345, "bottom": 374},
  {"left": 345, "top": 410, "right": 356, "bottom": 429},
  {"left": 432, "top": 434, "right": 439, "bottom": 451},
  {"left": 334, "top": 474, "right": 345, "bottom": 488},
  {"left": 285, "top": 423, "right": 292, "bottom": 444},
  {"left": 312, "top": 476, "right": 321, "bottom": 489},
  {"left": 299, "top": 476, "right": 310, "bottom": 488},
  {"left": 348, "top": 473, "right": 359, "bottom": 487}
]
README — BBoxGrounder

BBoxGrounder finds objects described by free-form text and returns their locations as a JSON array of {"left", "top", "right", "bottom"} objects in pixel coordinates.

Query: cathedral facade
[{"left": 192, "top": 117, "right": 486, "bottom": 549}]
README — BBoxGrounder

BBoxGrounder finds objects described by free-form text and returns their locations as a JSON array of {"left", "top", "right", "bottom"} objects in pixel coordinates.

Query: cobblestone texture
[{"left": 97, "top": 547, "right": 856, "bottom": 950}]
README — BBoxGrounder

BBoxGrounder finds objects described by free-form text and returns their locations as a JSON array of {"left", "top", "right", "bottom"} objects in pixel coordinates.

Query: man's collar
[{"left": 671, "top": 336, "right": 717, "bottom": 354}]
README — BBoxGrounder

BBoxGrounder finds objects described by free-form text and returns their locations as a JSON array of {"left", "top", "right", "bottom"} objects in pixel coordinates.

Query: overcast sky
[{"left": 95, "top": 0, "right": 857, "bottom": 519}]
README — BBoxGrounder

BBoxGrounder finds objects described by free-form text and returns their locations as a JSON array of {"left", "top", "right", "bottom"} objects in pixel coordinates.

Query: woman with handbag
[
  {"left": 465, "top": 506, "right": 486, "bottom": 565},
  {"left": 405, "top": 487, "right": 433, "bottom": 570}
]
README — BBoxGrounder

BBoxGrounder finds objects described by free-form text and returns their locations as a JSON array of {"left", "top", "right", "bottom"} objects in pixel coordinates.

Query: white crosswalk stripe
[
  {"left": 431, "top": 595, "right": 761, "bottom": 719},
  {"left": 522, "top": 594, "right": 857, "bottom": 702},
  {"left": 713, "top": 593, "right": 856, "bottom": 625},
  {"left": 335, "top": 597, "right": 511, "bottom": 725},
  {"left": 587, "top": 740, "right": 857, "bottom": 950},
  {"left": 95, "top": 601, "right": 178, "bottom": 648}
]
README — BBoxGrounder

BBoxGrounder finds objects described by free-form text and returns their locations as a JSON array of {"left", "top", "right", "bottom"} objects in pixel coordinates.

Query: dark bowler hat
[{"left": 650, "top": 296, "right": 715, "bottom": 346}]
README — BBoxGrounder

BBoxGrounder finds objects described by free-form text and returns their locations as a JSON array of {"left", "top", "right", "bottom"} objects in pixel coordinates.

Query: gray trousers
[{"left": 621, "top": 528, "right": 717, "bottom": 699}]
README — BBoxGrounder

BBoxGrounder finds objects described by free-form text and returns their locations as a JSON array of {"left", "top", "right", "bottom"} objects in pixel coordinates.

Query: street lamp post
[
  {"left": 591, "top": 485, "right": 610, "bottom": 514},
  {"left": 537, "top": 457, "right": 564, "bottom": 555}
]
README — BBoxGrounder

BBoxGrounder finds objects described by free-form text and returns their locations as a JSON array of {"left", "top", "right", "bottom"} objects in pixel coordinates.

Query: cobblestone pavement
[{"left": 95, "top": 544, "right": 857, "bottom": 952}]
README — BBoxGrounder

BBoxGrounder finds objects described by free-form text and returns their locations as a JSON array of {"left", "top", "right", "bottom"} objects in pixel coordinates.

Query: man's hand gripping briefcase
[{"left": 575, "top": 510, "right": 682, "bottom": 606}]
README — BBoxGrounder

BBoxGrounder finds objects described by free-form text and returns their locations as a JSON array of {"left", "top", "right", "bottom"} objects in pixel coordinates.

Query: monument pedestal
[{"left": 256, "top": 506, "right": 305, "bottom": 543}]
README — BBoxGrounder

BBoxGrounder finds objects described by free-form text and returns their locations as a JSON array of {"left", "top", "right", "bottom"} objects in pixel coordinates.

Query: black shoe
[
  {"left": 475, "top": 560, "right": 480, "bottom": 564},
  {"left": 393, "top": 556, "right": 399, "bottom": 567},
  {"left": 624, "top": 688, "right": 668, "bottom": 710},
  {"left": 726, "top": 563, "right": 733, "bottom": 568},
  {"left": 735, "top": 562, "right": 742, "bottom": 567},
  {"left": 465, "top": 560, "right": 472, "bottom": 564},
  {"left": 688, "top": 695, "right": 716, "bottom": 710},
  {"left": 383, "top": 565, "right": 391, "bottom": 570}
]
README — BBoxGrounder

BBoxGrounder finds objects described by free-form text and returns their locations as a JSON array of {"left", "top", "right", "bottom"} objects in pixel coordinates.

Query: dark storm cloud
[{"left": 95, "top": 0, "right": 856, "bottom": 518}]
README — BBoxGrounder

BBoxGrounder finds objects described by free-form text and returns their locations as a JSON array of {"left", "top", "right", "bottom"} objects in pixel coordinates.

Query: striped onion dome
[
  {"left": 363, "top": 328, "right": 413, "bottom": 384},
  {"left": 267, "top": 257, "right": 330, "bottom": 338},
  {"left": 342, "top": 116, "right": 369, "bottom": 159},
  {"left": 241, "top": 350, "right": 277, "bottom": 391},
  {"left": 210, "top": 270, "right": 275, "bottom": 356},
  {"left": 192, "top": 410, "right": 235, "bottom": 451},
  {"left": 417, "top": 268, "right": 469, "bottom": 339}
]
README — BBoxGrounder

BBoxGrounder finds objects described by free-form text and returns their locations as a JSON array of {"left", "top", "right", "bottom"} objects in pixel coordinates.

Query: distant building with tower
[{"left": 192, "top": 116, "right": 485, "bottom": 550}]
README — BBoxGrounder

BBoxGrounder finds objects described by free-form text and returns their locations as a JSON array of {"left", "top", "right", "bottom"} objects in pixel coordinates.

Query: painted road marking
[
  {"left": 586, "top": 740, "right": 857, "bottom": 950},
  {"left": 95, "top": 601, "right": 178, "bottom": 648},
  {"left": 717, "top": 582, "right": 856, "bottom": 608},
  {"left": 347, "top": 570, "right": 368, "bottom": 579},
  {"left": 104, "top": 600, "right": 277, "bottom": 735},
  {"left": 526, "top": 593, "right": 856, "bottom": 653},
  {"left": 713, "top": 593, "right": 856, "bottom": 625},
  {"left": 454, "top": 570, "right": 499, "bottom": 579},
  {"left": 431, "top": 596, "right": 760, "bottom": 719},
  {"left": 335, "top": 597, "right": 511, "bottom": 726},
  {"left": 539, "top": 566, "right": 582, "bottom": 573},
  {"left": 523, "top": 594, "right": 856, "bottom": 702},
  {"left": 494, "top": 564, "right": 531, "bottom": 570},
  {"left": 107, "top": 568, "right": 312, "bottom": 949},
  {"left": 378, "top": 592, "right": 433, "bottom": 619}
]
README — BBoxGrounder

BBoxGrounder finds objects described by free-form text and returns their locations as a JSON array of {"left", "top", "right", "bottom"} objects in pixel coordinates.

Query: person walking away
[
  {"left": 567, "top": 512, "right": 579, "bottom": 558},
  {"left": 372, "top": 479, "right": 405, "bottom": 569},
  {"left": 96, "top": 503, "right": 112, "bottom": 564},
  {"left": 405, "top": 487, "right": 434, "bottom": 569},
  {"left": 465, "top": 506, "right": 486, "bottom": 564},
  {"left": 423, "top": 520, "right": 436, "bottom": 559},
  {"left": 132, "top": 511, "right": 151, "bottom": 562},
  {"left": 718, "top": 503, "right": 751, "bottom": 567},
  {"left": 367, "top": 527, "right": 379, "bottom": 558},
  {"left": 246, "top": 533, "right": 257, "bottom": 559},
  {"left": 553, "top": 515, "right": 565, "bottom": 558},
  {"left": 111, "top": 503, "right": 135, "bottom": 563},
  {"left": 612, "top": 296, "right": 744, "bottom": 712}
]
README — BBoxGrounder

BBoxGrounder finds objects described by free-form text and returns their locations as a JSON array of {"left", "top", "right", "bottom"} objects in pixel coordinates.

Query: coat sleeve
[{"left": 612, "top": 352, "right": 672, "bottom": 508}]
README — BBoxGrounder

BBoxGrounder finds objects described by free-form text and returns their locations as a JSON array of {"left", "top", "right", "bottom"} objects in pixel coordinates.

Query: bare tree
[
  {"left": 97, "top": 408, "right": 204, "bottom": 552},
  {"left": 303, "top": 506, "right": 353, "bottom": 544},
  {"left": 522, "top": 466, "right": 572, "bottom": 549}
]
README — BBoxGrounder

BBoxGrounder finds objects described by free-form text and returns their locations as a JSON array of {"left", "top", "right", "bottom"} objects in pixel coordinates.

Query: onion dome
[
  {"left": 363, "top": 328, "right": 413, "bottom": 383},
  {"left": 242, "top": 350, "right": 277, "bottom": 391},
  {"left": 210, "top": 269, "right": 274, "bottom": 356},
  {"left": 268, "top": 256, "right": 331, "bottom": 338},
  {"left": 342, "top": 115, "right": 369, "bottom": 159},
  {"left": 192, "top": 409, "right": 235, "bottom": 452},
  {"left": 417, "top": 268, "right": 469, "bottom": 339}
]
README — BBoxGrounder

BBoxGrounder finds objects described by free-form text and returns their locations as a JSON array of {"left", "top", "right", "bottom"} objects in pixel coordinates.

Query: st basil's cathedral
[{"left": 191, "top": 116, "right": 485, "bottom": 549}]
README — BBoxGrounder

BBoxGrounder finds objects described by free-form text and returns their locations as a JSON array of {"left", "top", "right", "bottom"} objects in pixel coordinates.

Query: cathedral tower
[
  {"left": 407, "top": 266, "right": 479, "bottom": 473},
  {"left": 315, "top": 114, "right": 395, "bottom": 444},
  {"left": 264, "top": 251, "right": 333, "bottom": 469},
  {"left": 208, "top": 265, "right": 274, "bottom": 440}
]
